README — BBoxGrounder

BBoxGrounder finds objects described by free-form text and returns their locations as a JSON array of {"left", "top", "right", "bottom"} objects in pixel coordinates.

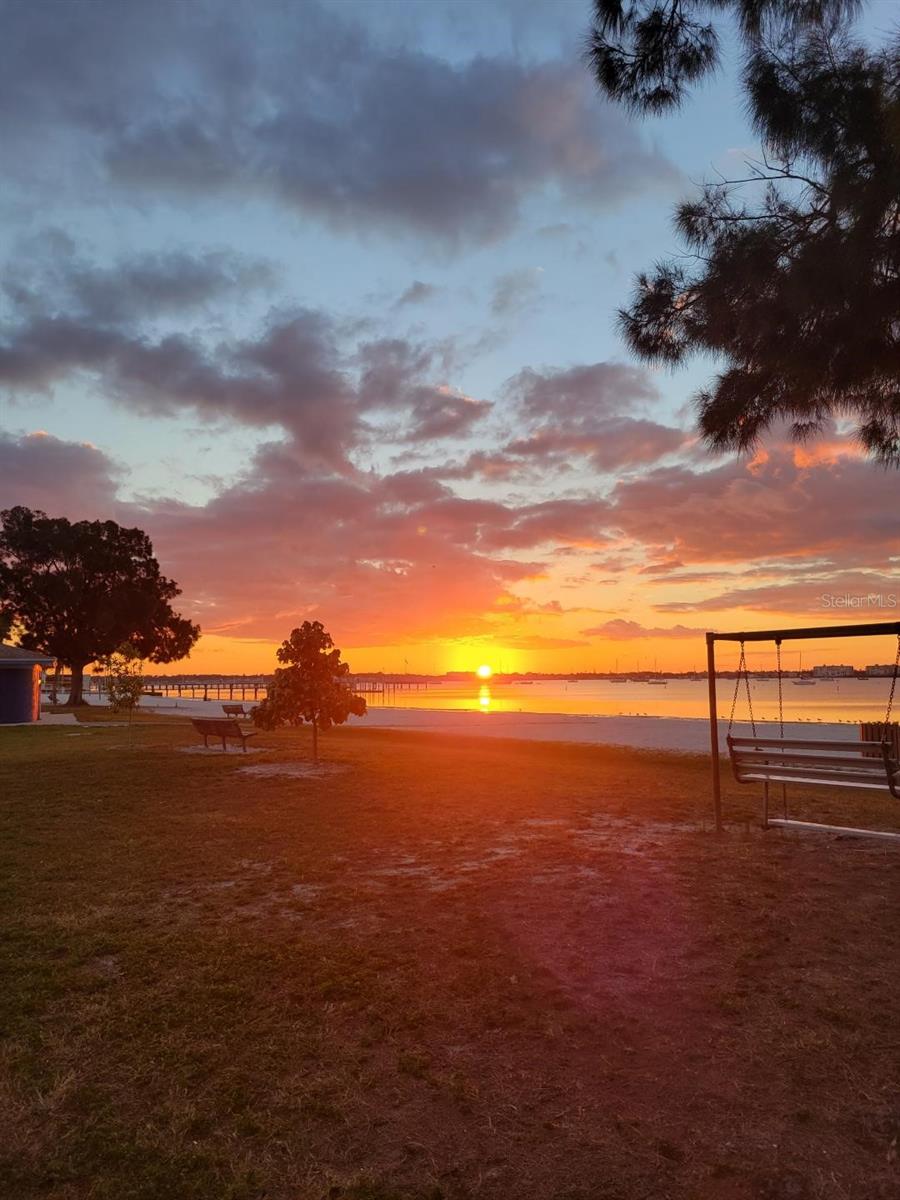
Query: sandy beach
[{"left": 69, "top": 691, "right": 854, "bottom": 754}]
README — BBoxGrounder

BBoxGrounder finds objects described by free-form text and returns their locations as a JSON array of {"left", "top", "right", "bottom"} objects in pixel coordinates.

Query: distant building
[
  {"left": 865, "top": 664, "right": 897, "bottom": 677},
  {"left": 811, "top": 664, "right": 855, "bottom": 677},
  {"left": 0, "top": 644, "right": 55, "bottom": 724}
]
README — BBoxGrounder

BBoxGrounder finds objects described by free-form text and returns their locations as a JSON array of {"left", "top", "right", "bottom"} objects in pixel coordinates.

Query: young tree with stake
[{"left": 252, "top": 621, "right": 366, "bottom": 763}]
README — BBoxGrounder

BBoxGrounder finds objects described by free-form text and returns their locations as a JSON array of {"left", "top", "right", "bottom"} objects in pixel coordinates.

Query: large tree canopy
[
  {"left": 587, "top": 1, "right": 900, "bottom": 463},
  {"left": 0, "top": 506, "right": 200, "bottom": 704},
  {"left": 587, "top": 1, "right": 861, "bottom": 114}
]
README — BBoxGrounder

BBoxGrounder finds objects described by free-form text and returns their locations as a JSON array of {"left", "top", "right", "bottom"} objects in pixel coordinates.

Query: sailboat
[
  {"left": 647, "top": 657, "right": 668, "bottom": 684},
  {"left": 792, "top": 650, "right": 817, "bottom": 685},
  {"left": 609, "top": 658, "right": 628, "bottom": 682}
]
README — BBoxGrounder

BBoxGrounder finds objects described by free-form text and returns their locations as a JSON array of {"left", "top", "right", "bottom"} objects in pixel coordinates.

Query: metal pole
[{"left": 707, "top": 633, "right": 722, "bottom": 832}]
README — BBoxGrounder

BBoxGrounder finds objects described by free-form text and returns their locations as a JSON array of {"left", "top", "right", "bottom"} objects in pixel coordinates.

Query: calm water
[{"left": 363, "top": 678, "right": 897, "bottom": 725}]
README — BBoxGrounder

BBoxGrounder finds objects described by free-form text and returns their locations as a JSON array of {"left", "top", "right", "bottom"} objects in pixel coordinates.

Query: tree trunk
[
  {"left": 312, "top": 718, "right": 318, "bottom": 764},
  {"left": 65, "top": 662, "right": 89, "bottom": 707}
]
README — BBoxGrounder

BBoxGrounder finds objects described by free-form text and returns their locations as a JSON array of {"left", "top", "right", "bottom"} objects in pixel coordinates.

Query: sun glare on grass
[{"left": 476, "top": 664, "right": 493, "bottom": 679}]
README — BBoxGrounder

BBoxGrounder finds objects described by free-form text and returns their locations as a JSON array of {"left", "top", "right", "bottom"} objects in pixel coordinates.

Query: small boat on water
[
  {"left": 793, "top": 679, "right": 817, "bottom": 686},
  {"left": 647, "top": 679, "right": 668, "bottom": 686}
]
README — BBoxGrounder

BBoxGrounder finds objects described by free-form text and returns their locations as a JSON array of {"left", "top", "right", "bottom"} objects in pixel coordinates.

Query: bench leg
[
  {"left": 203, "top": 735, "right": 209, "bottom": 749},
  {"left": 221, "top": 736, "right": 227, "bottom": 752}
]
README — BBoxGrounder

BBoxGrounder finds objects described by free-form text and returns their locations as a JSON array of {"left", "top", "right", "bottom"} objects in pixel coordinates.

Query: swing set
[{"left": 706, "top": 620, "right": 900, "bottom": 840}]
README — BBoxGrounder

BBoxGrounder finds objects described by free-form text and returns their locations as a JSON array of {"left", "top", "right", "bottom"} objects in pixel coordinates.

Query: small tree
[
  {"left": 252, "top": 621, "right": 366, "bottom": 763},
  {"left": 103, "top": 642, "right": 144, "bottom": 720}
]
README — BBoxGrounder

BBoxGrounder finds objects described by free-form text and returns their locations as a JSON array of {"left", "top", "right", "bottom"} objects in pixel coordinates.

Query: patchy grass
[{"left": 1, "top": 713, "right": 899, "bottom": 1199}]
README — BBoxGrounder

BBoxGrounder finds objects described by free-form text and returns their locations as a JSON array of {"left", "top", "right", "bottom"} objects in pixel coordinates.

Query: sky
[{"left": 1, "top": 0, "right": 899, "bottom": 676}]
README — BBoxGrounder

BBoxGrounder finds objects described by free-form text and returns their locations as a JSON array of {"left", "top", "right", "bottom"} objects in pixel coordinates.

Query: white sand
[{"left": 77, "top": 692, "right": 853, "bottom": 755}]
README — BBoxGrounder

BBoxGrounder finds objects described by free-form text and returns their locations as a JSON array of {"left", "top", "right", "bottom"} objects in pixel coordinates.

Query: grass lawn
[{"left": 1, "top": 712, "right": 899, "bottom": 1200}]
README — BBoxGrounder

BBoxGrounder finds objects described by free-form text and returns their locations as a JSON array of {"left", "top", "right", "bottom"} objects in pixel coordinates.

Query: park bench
[
  {"left": 191, "top": 717, "right": 257, "bottom": 752},
  {"left": 222, "top": 703, "right": 247, "bottom": 718}
]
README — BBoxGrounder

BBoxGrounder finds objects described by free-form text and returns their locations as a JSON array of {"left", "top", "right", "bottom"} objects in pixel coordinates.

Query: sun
[{"left": 476, "top": 664, "right": 493, "bottom": 680}]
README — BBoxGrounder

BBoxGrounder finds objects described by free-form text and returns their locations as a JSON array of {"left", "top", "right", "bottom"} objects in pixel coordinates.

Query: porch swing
[{"left": 725, "top": 633, "right": 900, "bottom": 835}]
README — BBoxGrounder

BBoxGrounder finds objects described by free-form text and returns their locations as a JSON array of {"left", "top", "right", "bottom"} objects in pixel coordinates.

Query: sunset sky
[{"left": 1, "top": 0, "right": 898, "bottom": 675}]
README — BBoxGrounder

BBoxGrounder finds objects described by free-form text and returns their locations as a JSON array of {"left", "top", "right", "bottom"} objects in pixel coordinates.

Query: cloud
[
  {"left": 394, "top": 281, "right": 438, "bottom": 308},
  {"left": 505, "top": 417, "right": 685, "bottom": 472},
  {"left": 497, "top": 635, "right": 590, "bottom": 650},
  {"left": 4, "top": 234, "right": 275, "bottom": 326},
  {"left": 0, "top": 271, "right": 491, "bottom": 468},
  {"left": 581, "top": 619, "right": 708, "bottom": 639},
  {"left": 0, "top": 429, "right": 625, "bottom": 648},
  {"left": 0, "top": 430, "right": 121, "bottom": 517},
  {"left": 608, "top": 444, "right": 900, "bottom": 568},
  {"left": 490, "top": 268, "right": 542, "bottom": 317},
  {"left": 655, "top": 572, "right": 900, "bottom": 615},
  {"left": 127, "top": 450, "right": 549, "bottom": 645},
  {"left": 506, "top": 362, "right": 660, "bottom": 422},
  {"left": 499, "top": 362, "right": 686, "bottom": 473},
  {"left": 0, "top": 1, "right": 678, "bottom": 244}
]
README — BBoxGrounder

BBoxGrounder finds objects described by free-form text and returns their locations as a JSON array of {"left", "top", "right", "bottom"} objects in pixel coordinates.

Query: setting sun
[{"left": 476, "top": 664, "right": 493, "bottom": 680}]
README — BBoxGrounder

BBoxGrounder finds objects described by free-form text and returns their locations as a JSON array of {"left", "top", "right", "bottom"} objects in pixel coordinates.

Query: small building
[{"left": 0, "top": 644, "right": 55, "bottom": 724}]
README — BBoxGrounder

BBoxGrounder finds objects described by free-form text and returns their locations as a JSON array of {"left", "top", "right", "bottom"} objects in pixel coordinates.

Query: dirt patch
[
  {"left": 179, "top": 744, "right": 266, "bottom": 756},
  {"left": 237, "top": 761, "right": 348, "bottom": 779}
]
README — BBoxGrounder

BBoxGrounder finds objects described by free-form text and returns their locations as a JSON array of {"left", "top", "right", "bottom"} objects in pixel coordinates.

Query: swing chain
[
  {"left": 728, "top": 641, "right": 756, "bottom": 736},
  {"left": 743, "top": 645, "right": 757, "bottom": 736},
  {"left": 883, "top": 633, "right": 900, "bottom": 729},
  {"left": 776, "top": 638, "right": 784, "bottom": 737}
]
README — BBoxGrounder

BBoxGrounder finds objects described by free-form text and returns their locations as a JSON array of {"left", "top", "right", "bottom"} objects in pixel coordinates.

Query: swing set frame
[{"left": 706, "top": 620, "right": 900, "bottom": 837}]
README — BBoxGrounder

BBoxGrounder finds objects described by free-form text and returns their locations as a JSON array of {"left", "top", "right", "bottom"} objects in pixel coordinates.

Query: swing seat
[{"left": 728, "top": 735, "right": 900, "bottom": 799}]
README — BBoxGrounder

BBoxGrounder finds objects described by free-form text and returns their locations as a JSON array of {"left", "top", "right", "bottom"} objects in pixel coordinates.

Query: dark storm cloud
[{"left": 0, "top": 0, "right": 678, "bottom": 243}]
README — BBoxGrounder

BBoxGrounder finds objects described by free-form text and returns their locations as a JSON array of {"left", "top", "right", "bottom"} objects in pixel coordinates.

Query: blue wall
[{"left": 0, "top": 665, "right": 42, "bottom": 723}]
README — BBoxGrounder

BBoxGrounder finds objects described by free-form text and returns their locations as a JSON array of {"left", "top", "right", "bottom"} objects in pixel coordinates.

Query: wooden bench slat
[
  {"left": 735, "top": 762, "right": 888, "bottom": 781},
  {"left": 729, "top": 736, "right": 885, "bottom": 753},
  {"left": 731, "top": 751, "right": 889, "bottom": 771},
  {"left": 737, "top": 770, "right": 893, "bottom": 792}
]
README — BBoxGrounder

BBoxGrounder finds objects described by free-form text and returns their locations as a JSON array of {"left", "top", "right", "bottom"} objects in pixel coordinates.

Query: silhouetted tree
[
  {"left": 0, "top": 507, "right": 200, "bottom": 705},
  {"left": 252, "top": 621, "right": 366, "bottom": 762},
  {"left": 587, "top": 3, "right": 900, "bottom": 463},
  {"left": 587, "top": 2, "right": 860, "bottom": 114}
]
